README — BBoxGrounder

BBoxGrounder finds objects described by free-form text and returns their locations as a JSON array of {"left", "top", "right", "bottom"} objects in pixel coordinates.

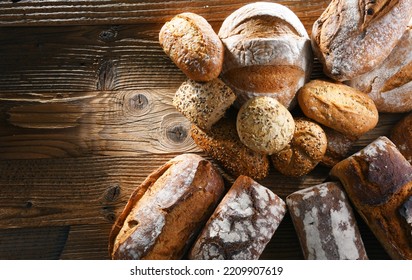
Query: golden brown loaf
[
  {"left": 297, "top": 79, "right": 379, "bottom": 138},
  {"left": 237, "top": 96, "right": 295, "bottom": 155},
  {"left": 347, "top": 20, "right": 412, "bottom": 113},
  {"left": 272, "top": 118, "right": 327, "bottom": 177},
  {"left": 189, "top": 175, "right": 286, "bottom": 260},
  {"left": 109, "top": 154, "right": 225, "bottom": 260},
  {"left": 173, "top": 78, "right": 236, "bottom": 131},
  {"left": 390, "top": 112, "right": 412, "bottom": 164},
  {"left": 286, "top": 182, "right": 368, "bottom": 260},
  {"left": 312, "top": 0, "right": 412, "bottom": 81},
  {"left": 331, "top": 137, "right": 412, "bottom": 259},
  {"left": 159, "top": 12, "right": 224, "bottom": 81},
  {"left": 190, "top": 114, "right": 270, "bottom": 180},
  {"left": 218, "top": 2, "right": 312, "bottom": 109}
]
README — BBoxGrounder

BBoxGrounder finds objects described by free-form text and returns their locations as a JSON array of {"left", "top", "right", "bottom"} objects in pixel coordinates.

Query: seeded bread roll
[
  {"left": 109, "top": 154, "right": 225, "bottom": 260},
  {"left": 347, "top": 19, "right": 412, "bottom": 112},
  {"left": 189, "top": 175, "right": 286, "bottom": 260},
  {"left": 272, "top": 118, "right": 327, "bottom": 177},
  {"left": 390, "top": 112, "right": 412, "bottom": 164},
  {"left": 190, "top": 114, "right": 270, "bottom": 180},
  {"left": 218, "top": 2, "right": 312, "bottom": 109},
  {"left": 173, "top": 78, "right": 236, "bottom": 130},
  {"left": 298, "top": 79, "right": 379, "bottom": 138},
  {"left": 331, "top": 137, "right": 412, "bottom": 259},
  {"left": 237, "top": 96, "right": 295, "bottom": 155},
  {"left": 287, "top": 182, "right": 368, "bottom": 260},
  {"left": 312, "top": 0, "right": 412, "bottom": 81},
  {"left": 159, "top": 12, "right": 224, "bottom": 81}
]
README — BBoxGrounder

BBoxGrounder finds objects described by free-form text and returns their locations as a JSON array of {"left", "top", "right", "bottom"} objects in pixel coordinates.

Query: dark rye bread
[
  {"left": 321, "top": 126, "right": 358, "bottom": 168},
  {"left": 188, "top": 175, "right": 286, "bottom": 260},
  {"left": 190, "top": 115, "right": 270, "bottom": 180},
  {"left": 390, "top": 112, "right": 412, "bottom": 164},
  {"left": 286, "top": 182, "right": 368, "bottom": 260},
  {"left": 109, "top": 154, "right": 225, "bottom": 260},
  {"left": 331, "top": 137, "right": 412, "bottom": 259}
]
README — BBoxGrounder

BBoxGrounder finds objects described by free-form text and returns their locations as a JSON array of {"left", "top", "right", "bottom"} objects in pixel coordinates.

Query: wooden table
[{"left": 0, "top": 0, "right": 403, "bottom": 259}]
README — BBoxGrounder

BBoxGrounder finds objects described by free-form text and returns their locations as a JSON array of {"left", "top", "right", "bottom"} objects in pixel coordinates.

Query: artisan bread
[
  {"left": 237, "top": 96, "right": 295, "bottom": 155},
  {"left": 159, "top": 12, "right": 224, "bottom": 81},
  {"left": 312, "top": 0, "right": 412, "bottom": 81},
  {"left": 173, "top": 78, "right": 236, "bottom": 131},
  {"left": 286, "top": 182, "right": 368, "bottom": 260},
  {"left": 297, "top": 79, "right": 379, "bottom": 138},
  {"left": 218, "top": 2, "right": 312, "bottom": 109},
  {"left": 321, "top": 126, "right": 357, "bottom": 168},
  {"left": 190, "top": 114, "right": 270, "bottom": 180},
  {"left": 272, "top": 118, "right": 327, "bottom": 177},
  {"left": 109, "top": 154, "right": 225, "bottom": 260},
  {"left": 331, "top": 137, "right": 412, "bottom": 259},
  {"left": 189, "top": 175, "right": 286, "bottom": 260},
  {"left": 390, "top": 112, "right": 412, "bottom": 164},
  {"left": 347, "top": 19, "right": 412, "bottom": 113}
]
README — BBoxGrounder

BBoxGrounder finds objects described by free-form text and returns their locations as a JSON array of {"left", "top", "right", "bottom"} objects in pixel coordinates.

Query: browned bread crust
[
  {"left": 109, "top": 154, "right": 225, "bottom": 259},
  {"left": 331, "top": 137, "right": 412, "bottom": 259},
  {"left": 390, "top": 112, "right": 412, "bottom": 164}
]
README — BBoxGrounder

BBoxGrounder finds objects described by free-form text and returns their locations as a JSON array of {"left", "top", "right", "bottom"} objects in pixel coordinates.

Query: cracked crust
[
  {"left": 312, "top": 0, "right": 412, "bottom": 81},
  {"left": 189, "top": 175, "right": 286, "bottom": 260},
  {"left": 109, "top": 154, "right": 225, "bottom": 259},
  {"left": 330, "top": 137, "right": 412, "bottom": 259}
]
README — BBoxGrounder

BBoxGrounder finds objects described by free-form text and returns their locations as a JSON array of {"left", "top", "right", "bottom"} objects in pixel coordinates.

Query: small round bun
[
  {"left": 236, "top": 96, "right": 295, "bottom": 155},
  {"left": 272, "top": 118, "right": 327, "bottom": 177}
]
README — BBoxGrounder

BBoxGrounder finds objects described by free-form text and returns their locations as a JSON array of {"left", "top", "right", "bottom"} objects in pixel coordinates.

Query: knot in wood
[
  {"left": 129, "top": 94, "right": 148, "bottom": 111},
  {"left": 166, "top": 124, "right": 188, "bottom": 143},
  {"left": 104, "top": 184, "right": 121, "bottom": 202},
  {"left": 99, "top": 28, "right": 118, "bottom": 42}
]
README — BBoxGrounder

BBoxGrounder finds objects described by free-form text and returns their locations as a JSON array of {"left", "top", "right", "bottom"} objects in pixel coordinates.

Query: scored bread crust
[
  {"left": 109, "top": 154, "right": 225, "bottom": 260},
  {"left": 312, "top": 0, "right": 412, "bottom": 81}
]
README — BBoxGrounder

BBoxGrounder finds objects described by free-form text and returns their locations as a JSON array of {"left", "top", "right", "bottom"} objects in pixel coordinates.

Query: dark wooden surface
[{"left": 0, "top": 0, "right": 402, "bottom": 260}]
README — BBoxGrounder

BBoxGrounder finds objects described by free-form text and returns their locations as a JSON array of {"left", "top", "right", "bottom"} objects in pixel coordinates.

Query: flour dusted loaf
[
  {"left": 173, "top": 78, "right": 236, "bottom": 130},
  {"left": 347, "top": 19, "right": 412, "bottom": 113},
  {"left": 109, "top": 154, "right": 225, "bottom": 260},
  {"left": 331, "top": 137, "right": 412, "bottom": 259},
  {"left": 312, "top": 0, "right": 412, "bottom": 81},
  {"left": 298, "top": 79, "right": 379, "bottom": 138},
  {"left": 237, "top": 96, "right": 295, "bottom": 155},
  {"left": 190, "top": 114, "right": 270, "bottom": 180},
  {"left": 286, "top": 182, "right": 368, "bottom": 260},
  {"left": 272, "top": 118, "right": 327, "bottom": 177},
  {"left": 159, "top": 12, "right": 224, "bottom": 81},
  {"left": 321, "top": 126, "right": 358, "bottom": 168},
  {"left": 218, "top": 2, "right": 312, "bottom": 108},
  {"left": 189, "top": 175, "right": 286, "bottom": 260},
  {"left": 390, "top": 112, "right": 412, "bottom": 164}
]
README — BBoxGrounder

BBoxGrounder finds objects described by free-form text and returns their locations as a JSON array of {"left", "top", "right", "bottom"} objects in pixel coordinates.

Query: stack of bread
[{"left": 109, "top": 1, "right": 412, "bottom": 260}]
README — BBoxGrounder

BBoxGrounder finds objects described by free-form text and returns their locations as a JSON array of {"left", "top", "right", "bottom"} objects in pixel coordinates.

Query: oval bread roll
[{"left": 159, "top": 12, "right": 224, "bottom": 81}]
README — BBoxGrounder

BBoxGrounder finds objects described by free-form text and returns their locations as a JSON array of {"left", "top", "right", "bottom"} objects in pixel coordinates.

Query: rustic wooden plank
[
  {"left": 0, "top": 0, "right": 329, "bottom": 27},
  {"left": 0, "top": 89, "right": 198, "bottom": 159},
  {"left": 0, "top": 226, "right": 69, "bottom": 259}
]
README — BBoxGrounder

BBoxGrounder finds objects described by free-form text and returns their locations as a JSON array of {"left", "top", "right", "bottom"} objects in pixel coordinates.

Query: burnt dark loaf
[
  {"left": 188, "top": 175, "right": 286, "bottom": 260},
  {"left": 330, "top": 136, "right": 412, "bottom": 259},
  {"left": 286, "top": 182, "right": 368, "bottom": 260},
  {"left": 108, "top": 154, "right": 225, "bottom": 260}
]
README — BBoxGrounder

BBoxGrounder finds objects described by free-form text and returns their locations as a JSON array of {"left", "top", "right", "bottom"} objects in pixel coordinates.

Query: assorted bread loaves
[{"left": 109, "top": 1, "right": 412, "bottom": 260}]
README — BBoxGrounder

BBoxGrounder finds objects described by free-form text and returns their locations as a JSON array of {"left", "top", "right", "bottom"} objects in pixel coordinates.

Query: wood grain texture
[
  {"left": 0, "top": 0, "right": 329, "bottom": 27},
  {"left": 0, "top": 0, "right": 404, "bottom": 260}
]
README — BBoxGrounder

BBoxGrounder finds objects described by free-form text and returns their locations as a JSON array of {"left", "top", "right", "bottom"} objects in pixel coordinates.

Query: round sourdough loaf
[
  {"left": 109, "top": 154, "right": 225, "bottom": 260},
  {"left": 297, "top": 79, "right": 379, "bottom": 138},
  {"left": 173, "top": 78, "right": 236, "bottom": 131},
  {"left": 272, "top": 118, "right": 327, "bottom": 177},
  {"left": 312, "top": 0, "right": 412, "bottom": 81},
  {"left": 218, "top": 2, "right": 312, "bottom": 109},
  {"left": 237, "top": 96, "right": 295, "bottom": 155},
  {"left": 347, "top": 20, "right": 412, "bottom": 113},
  {"left": 159, "top": 12, "right": 224, "bottom": 81}
]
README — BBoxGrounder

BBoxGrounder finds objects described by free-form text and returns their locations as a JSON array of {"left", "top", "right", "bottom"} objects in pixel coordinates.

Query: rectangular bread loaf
[{"left": 331, "top": 136, "right": 412, "bottom": 259}]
